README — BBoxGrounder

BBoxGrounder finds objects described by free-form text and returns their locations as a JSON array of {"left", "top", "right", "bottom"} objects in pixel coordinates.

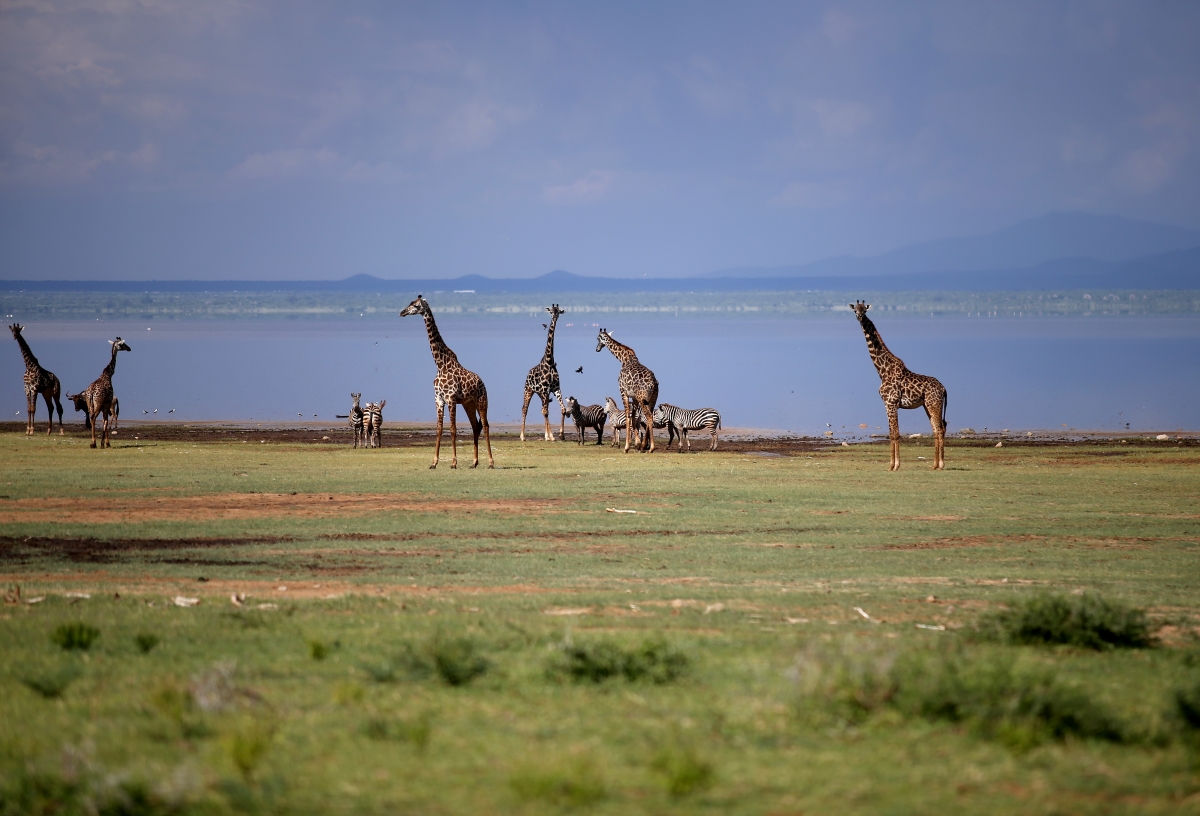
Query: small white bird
[
  {"left": 313, "top": 414, "right": 318, "bottom": 417},
  {"left": 297, "top": 412, "right": 302, "bottom": 417},
  {"left": 143, "top": 410, "right": 149, "bottom": 414},
  {"left": 153, "top": 409, "right": 158, "bottom": 413}
]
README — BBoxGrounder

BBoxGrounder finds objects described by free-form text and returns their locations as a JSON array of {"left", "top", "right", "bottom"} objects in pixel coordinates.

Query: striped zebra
[
  {"left": 652, "top": 403, "right": 721, "bottom": 452},
  {"left": 350, "top": 393, "right": 366, "bottom": 448},
  {"left": 564, "top": 396, "right": 607, "bottom": 445},
  {"left": 366, "top": 399, "right": 386, "bottom": 448},
  {"left": 604, "top": 396, "right": 646, "bottom": 449}
]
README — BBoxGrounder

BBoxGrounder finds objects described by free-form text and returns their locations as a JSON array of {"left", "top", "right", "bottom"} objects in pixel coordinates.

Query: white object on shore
[
  {"left": 606, "top": 508, "right": 636, "bottom": 514},
  {"left": 916, "top": 624, "right": 946, "bottom": 631},
  {"left": 64, "top": 592, "right": 90, "bottom": 599},
  {"left": 230, "top": 593, "right": 245, "bottom": 606},
  {"left": 1157, "top": 434, "right": 1170, "bottom": 440},
  {"left": 173, "top": 596, "right": 200, "bottom": 607},
  {"left": 995, "top": 441, "right": 1003, "bottom": 447},
  {"left": 909, "top": 433, "right": 922, "bottom": 438},
  {"left": 854, "top": 606, "right": 871, "bottom": 619}
]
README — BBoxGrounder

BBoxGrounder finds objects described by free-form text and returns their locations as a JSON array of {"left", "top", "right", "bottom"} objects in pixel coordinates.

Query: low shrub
[
  {"left": 550, "top": 636, "right": 689, "bottom": 684},
  {"left": 51, "top": 622, "right": 100, "bottom": 651},
  {"left": 978, "top": 593, "right": 1154, "bottom": 650},
  {"left": 791, "top": 639, "right": 897, "bottom": 726},
  {"left": 892, "top": 651, "right": 1126, "bottom": 749},
  {"left": 651, "top": 745, "right": 714, "bottom": 798},
  {"left": 363, "top": 712, "right": 433, "bottom": 751},
  {"left": 135, "top": 633, "right": 160, "bottom": 654},
  {"left": 429, "top": 636, "right": 490, "bottom": 686},
  {"left": 224, "top": 718, "right": 277, "bottom": 782},
  {"left": 510, "top": 759, "right": 606, "bottom": 807},
  {"left": 20, "top": 664, "right": 82, "bottom": 699},
  {"left": 308, "top": 639, "right": 329, "bottom": 661},
  {"left": 1174, "top": 672, "right": 1200, "bottom": 731}
]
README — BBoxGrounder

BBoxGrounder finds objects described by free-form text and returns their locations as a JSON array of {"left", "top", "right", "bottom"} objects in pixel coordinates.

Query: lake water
[{"left": 4, "top": 315, "right": 1198, "bottom": 435}]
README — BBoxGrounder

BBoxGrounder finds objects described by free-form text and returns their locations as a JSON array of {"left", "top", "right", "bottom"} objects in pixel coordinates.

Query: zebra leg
[{"left": 556, "top": 392, "right": 567, "bottom": 440}]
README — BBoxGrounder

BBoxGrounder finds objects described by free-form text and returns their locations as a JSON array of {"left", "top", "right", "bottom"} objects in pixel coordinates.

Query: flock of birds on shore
[{"left": 8, "top": 295, "right": 949, "bottom": 470}]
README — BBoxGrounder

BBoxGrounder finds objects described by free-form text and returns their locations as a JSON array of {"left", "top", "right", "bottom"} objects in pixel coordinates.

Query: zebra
[
  {"left": 350, "top": 393, "right": 366, "bottom": 448},
  {"left": 652, "top": 403, "right": 721, "bottom": 452},
  {"left": 604, "top": 396, "right": 646, "bottom": 449},
  {"left": 564, "top": 396, "right": 606, "bottom": 445},
  {"left": 366, "top": 399, "right": 386, "bottom": 448}
]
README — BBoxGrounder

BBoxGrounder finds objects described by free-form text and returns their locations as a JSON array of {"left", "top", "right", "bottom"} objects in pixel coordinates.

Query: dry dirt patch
[{"left": 0, "top": 492, "right": 565, "bottom": 524}]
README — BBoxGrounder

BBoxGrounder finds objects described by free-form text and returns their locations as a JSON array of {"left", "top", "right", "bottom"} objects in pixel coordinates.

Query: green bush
[
  {"left": 510, "top": 760, "right": 606, "bottom": 807},
  {"left": 651, "top": 745, "right": 714, "bottom": 798},
  {"left": 791, "top": 640, "right": 897, "bottom": 726},
  {"left": 362, "top": 711, "right": 433, "bottom": 751},
  {"left": 21, "top": 664, "right": 82, "bottom": 699},
  {"left": 893, "top": 651, "right": 1125, "bottom": 749},
  {"left": 51, "top": 622, "right": 100, "bottom": 651},
  {"left": 429, "top": 637, "right": 490, "bottom": 687},
  {"left": 550, "top": 637, "right": 689, "bottom": 684},
  {"left": 1174, "top": 673, "right": 1200, "bottom": 730},
  {"left": 134, "top": 633, "right": 160, "bottom": 654},
  {"left": 978, "top": 593, "right": 1154, "bottom": 650}
]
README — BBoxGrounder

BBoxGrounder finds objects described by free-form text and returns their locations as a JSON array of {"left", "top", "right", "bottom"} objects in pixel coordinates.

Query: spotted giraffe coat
[
  {"left": 9, "top": 324, "right": 63, "bottom": 435},
  {"left": 521, "top": 304, "right": 567, "bottom": 441},
  {"left": 82, "top": 337, "right": 131, "bottom": 449},
  {"left": 596, "top": 329, "right": 659, "bottom": 452}
]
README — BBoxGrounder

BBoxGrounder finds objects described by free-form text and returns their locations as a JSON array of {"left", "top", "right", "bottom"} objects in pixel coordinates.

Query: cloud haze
[{"left": 1, "top": 0, "right": 1197, "bottom": 279}]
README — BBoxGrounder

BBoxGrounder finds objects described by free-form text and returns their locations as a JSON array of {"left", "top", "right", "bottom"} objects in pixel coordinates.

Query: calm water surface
[{"left": 3, "top": 315, "right": 1198, "bottom": 435}]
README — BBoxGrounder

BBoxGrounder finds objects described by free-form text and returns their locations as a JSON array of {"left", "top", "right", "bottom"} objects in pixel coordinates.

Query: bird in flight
[
  {"left": 153, "top": 408, "right": 158, "bottom": 413},
  {"left": 575, "top": 366, "right": 583, "bottom": 373},
  {"left": 168, "top": 409, "right": 175, "bottom": 413},
  {"left": 542, "top": 323, "right": 547, "bottom": 329}
]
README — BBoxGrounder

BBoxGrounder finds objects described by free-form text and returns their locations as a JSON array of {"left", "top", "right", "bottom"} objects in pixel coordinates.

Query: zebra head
[{"left": 564, "top": 396, "right": 578, "bottom": 415}]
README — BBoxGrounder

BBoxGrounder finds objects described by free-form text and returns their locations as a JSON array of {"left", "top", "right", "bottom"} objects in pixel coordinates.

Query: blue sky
[{"left": 1, "top": 0, "right": 1198, "bottom": 280}]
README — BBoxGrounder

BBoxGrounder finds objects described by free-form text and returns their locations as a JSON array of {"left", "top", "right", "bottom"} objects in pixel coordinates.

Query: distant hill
[
  {"left": 2, "top": 245, "right": 1197, "bottom": 294},
  {"left": 710, "top": 212, "right": 1200, "bottom": 278}
]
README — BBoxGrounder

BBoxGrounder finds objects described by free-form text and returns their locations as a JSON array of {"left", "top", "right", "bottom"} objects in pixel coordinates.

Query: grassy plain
[{"left": 1, "top": 427, "right": 1199, "bottom": 814}]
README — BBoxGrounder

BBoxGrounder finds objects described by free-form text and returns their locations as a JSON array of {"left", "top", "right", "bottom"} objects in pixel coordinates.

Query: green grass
[{"left": 1, "top": 430, "right": 1199, "bottom": 814}]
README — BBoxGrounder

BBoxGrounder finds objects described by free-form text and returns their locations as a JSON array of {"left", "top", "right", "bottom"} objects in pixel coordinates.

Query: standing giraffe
[
  {"left": 850, "top": 301, "right": 947, "bottom": 471},
  {"left": 399, "top": 295, "right": 494, "bottom": 469},
  {"left": 81, "top": 337, "right": 131, "bottom": 449},
  {"left": 521, "top": 304, "right": 567, "bottom": 442},
  {"left": 8, "top": 324, "right": 64, "bottom": 436},
  {"left": 596, "top": 329, "right": 659, "bottom": 453}
]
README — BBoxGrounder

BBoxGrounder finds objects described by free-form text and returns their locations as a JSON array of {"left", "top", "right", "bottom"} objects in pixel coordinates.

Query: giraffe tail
[{"left": 941, "top": 390, "right": 948, "bottom": 433}]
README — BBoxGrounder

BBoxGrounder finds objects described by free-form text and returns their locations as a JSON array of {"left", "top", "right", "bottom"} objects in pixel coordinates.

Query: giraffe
[
  {"left": 8, "top": 324, "right": 64, "bottom": 436},
  {"left": 850, "top": 301, "right": 947, "bottom": 471},
  {"left": 81, "top": 337, "right": 131, "bottom": 449},
  {"left": 520, "top": 304, "right": 568, "bottom": 442},
  {"left": 399, "top": 295, "right": 494, "bottom": 469},
  {"left": 596, "top": 329, "right": 659, "bottom": 453}
]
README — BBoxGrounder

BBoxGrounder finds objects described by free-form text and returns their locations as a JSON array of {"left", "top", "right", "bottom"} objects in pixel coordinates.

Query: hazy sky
[{"left": 1, "top": 1, "right": 1198, "bottom": 280}]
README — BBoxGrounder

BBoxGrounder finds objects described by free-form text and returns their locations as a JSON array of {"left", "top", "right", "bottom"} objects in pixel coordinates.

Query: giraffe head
[
  {"left": 595, "top": 328, "right": 612, "bottom": 353},
  {"left": 8, "top": 324, "right": 24, "bottom": 339},
  {"left": 850, "top": 301, "right": 870, "bottom": 321},
  {"left": 110, "top": 337, "right": 132, "bottom": 352},
  {"left": 399, "top": 295, "right": 431, "bottom": 318},
  {"left": 547, "top": 304, "right": 565, "bottom": 320}
]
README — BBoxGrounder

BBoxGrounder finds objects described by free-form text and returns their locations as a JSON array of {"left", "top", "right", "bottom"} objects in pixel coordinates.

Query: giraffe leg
[
  {"left": 101, "top": 408, "right": 110, "bottom": 448},
  {"left": 520, "top": 388, "right": 533, "bottom": 442},
  {"left": 43, "top": 392, "right": 55, "bottom": 436},
  {"left": 478, "top": 397, "right": 494, "bottom": 468},
  {"left": 623, "top": 395, "right": 633, "bottom": 454},
  {"left": 887, "top": 405, "right": 900, "bottom": 471},
  {"left": 88, "top": 405, "right": 98, "bottom": 448},
  {"left": 464, "top": 401, "right": 482, "bottom": 468},
  {"left": 431, "top": 401, "right": 444, "bottom": 468},
  {"left": 449, "top": 402, "right": 459, "bottom": 469},
  {"left": 54, "top": 395, "right": 64, "bottom": 435},
  {"left": 541, "top": 395, "right": 553, "bottom": 442},
  {"left": 926, "top": 402, "right": 946, "bottom": 471},
  {"left": 26, "top": 393, "right": 36, "bottom": 435}
]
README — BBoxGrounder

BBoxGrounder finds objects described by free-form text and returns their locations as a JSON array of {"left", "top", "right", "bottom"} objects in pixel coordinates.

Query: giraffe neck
[
  {"left": 605, "top": 336, "right": 636, "bottom": 365},
  {"left": 421, "top": 310, "right": 457, "bottom": 369},
  {"left": 858, "top": 314, "right": 901, "bottom": 380},
  {"left": 541, "top": 311, "right": 561, "bottom": 365},
  {"left": 103, "top": 344, "right": 120, "bottom": 379},
  {"left": 13, "top": 333, "right": 39, "bottom": 372}
]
